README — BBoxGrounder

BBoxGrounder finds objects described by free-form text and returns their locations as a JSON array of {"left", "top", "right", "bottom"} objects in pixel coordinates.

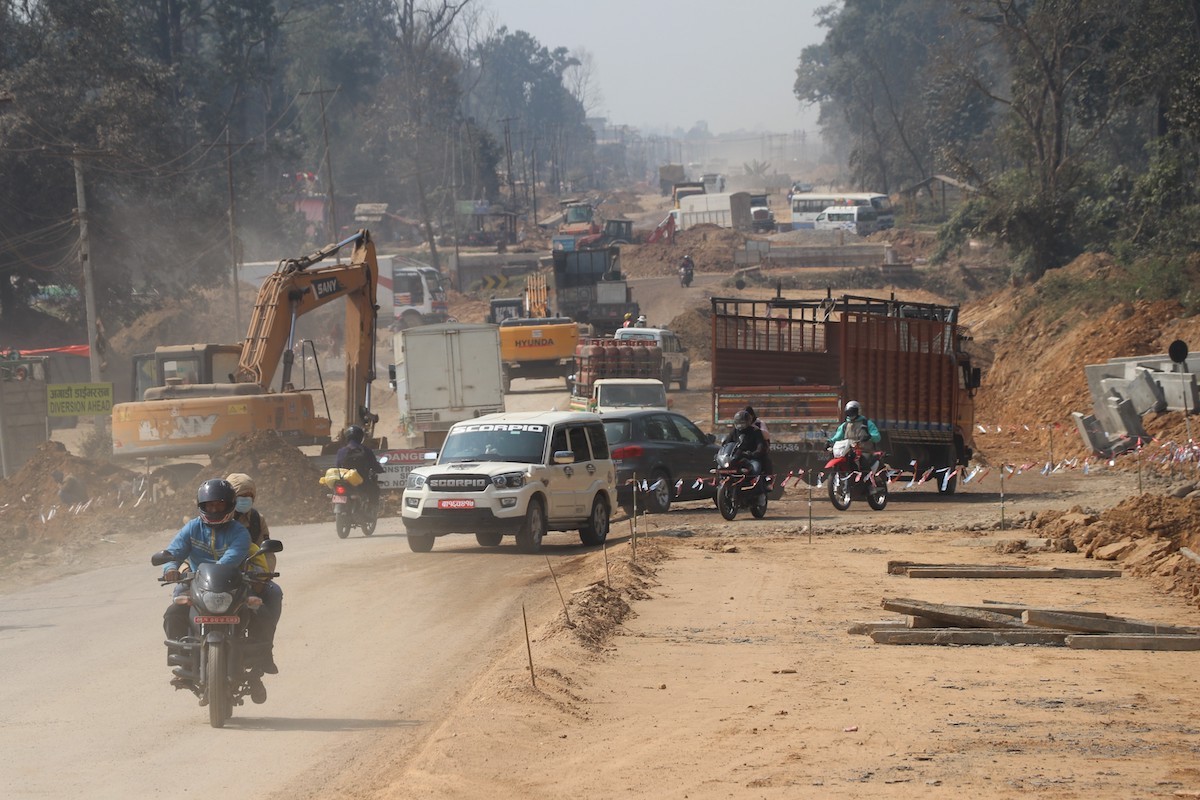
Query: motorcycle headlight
[
  {"left": 197, "top": 590, "right": 234, "bottom": 614},
  {"left": 406, "top": 473, "right": 427, "bottom": 490},
  {"left": 492, "top": 471, "right": 526, "bottom": 489}
]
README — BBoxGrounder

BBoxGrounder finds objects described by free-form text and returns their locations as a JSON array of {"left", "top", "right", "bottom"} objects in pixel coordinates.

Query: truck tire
[
  {"left": 516, "top": 498, "right": 546, "bottom": 553},
  {"left": 400, "top": 310, "right": 422, "bottom": 330},
  {"left": 678, "top": 367, "right": 688, "bottom": 391},
  {"left": 579, "top": 497, "right": 610, "bottom": 546},
  {"left": 661, "top": 364, "right": 672, "bottom": 389}
]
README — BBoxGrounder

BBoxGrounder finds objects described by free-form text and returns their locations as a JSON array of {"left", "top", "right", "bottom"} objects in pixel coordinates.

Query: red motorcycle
[{"left": 825, "top": 439, "right": 888, "bottom": 511}]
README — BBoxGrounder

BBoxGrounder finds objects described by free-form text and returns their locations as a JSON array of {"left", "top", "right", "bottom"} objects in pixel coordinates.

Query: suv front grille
[{"left": 427, "top": 474, "right": 491, "bottom": 492}]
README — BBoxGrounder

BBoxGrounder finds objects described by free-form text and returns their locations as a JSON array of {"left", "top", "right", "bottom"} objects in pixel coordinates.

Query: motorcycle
[
  {"left": 825, "top": 439, "right": 889, "bottom": 511},
  {"left": 153, "top": 538, "right": 283, "bottom": 728},
  {"left": 712, "top": 441, "right": 769, "bottom": 520},
  {"left": 679, "top": 265, "right": 694, "bottom": 288},
  {"left": 329, "top": 455, "right": 387, "bottom": 538}
]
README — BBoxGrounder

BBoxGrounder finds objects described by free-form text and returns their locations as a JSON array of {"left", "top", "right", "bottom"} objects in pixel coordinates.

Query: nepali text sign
[{"left": 48, "top": 382, "right": 114, "bottom": 416}]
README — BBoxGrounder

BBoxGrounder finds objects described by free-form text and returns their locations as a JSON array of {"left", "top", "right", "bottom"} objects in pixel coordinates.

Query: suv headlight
[
  {"left": 492, "top": 471, "right": 526, "bottom": 489},
  {"left": 406, "top": 473, "right": 427, "bottom": 490}
]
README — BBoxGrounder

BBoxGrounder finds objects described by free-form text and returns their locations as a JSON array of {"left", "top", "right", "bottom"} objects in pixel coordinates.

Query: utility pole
[
  {"left": 301, "top": 85, "right": 340, "bottom": 246},
  {"left": 71, "top": 151, "right": 101, "bottom": 385},
  {"left": 223, "top": 128, "right": 256, "bottom": 334},
  {"left": 500, "top": 116, "right": 517, "bottom": 204}
]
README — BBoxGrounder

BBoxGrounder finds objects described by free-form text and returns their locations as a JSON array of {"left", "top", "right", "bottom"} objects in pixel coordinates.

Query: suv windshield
[{"left": 439, "top": 423, "right": 548, "bottom": 464}]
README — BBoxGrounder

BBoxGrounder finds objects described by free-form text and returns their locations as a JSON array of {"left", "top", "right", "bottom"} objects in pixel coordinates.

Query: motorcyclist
[
  {"left": 635, "top": 314, "right": 648, "bottom": 328},
  {"left": 744, "top": 406, "right": 774, "bottom": 479},
  {"left": 829, "top": 400, "right": 882, "bottom": 471},
  {"left": 225, "top": 472, "right": 282, "bottom": 675},
  {"left": 336, "top": 424, "right": 384, "bottom": 511},
  {"left": 622, "top": 312, "right": 634, "bottom": 328},
  {"left": 722, "top": 409, "right": 768, "bottom": 479},
  {"left": 679, "top": 255, "right": 694, "bottom": 285},
  {"left": 160, "top": 479, "right": 275, "bottom": 701}
]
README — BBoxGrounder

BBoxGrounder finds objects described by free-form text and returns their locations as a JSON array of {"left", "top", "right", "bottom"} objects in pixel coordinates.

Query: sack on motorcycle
[
  {"left": 320, "top": 467, "right": 364, "bottom": 487},
  {"left": 832, "top": 439, "right": 854, "bottom": 459}
]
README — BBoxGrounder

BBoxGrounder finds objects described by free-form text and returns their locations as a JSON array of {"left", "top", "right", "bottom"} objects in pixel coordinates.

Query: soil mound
[{"left": 209, "top": 431, "right": 328, "bottom": 525}]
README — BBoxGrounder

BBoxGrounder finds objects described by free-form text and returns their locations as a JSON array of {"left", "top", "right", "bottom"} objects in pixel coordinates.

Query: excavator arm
[{"left": 235, "top": 229, "right": 380, "bottom": 439}]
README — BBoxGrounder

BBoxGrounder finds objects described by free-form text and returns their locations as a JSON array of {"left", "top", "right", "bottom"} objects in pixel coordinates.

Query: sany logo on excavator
[{"left": 313, "top": 277, "right": 343, "bottom": 299}]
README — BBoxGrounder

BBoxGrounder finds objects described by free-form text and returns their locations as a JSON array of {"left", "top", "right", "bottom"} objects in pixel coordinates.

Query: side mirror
[
  {"left": 150, "top": 550, "right": 176, "bottom": 567},
  {"left": 552, "top": 450, "right": 574, "bottom": 465},
  {"left": 969, "top": 367, "right": 982, "bottom": 389},
  {"left": 258, "top": 538, "right": 284, "bottom": 554},
  {"left": 706, "top": 433, "right": 716, "bottom": 444},
  {"left": 378, "top": 455, "right": 390, "bottom": 465}
]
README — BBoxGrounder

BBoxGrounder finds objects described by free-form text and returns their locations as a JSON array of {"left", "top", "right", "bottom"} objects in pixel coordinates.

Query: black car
[{"left": 602, "top": 410, "right": 719, "bottom": 514}]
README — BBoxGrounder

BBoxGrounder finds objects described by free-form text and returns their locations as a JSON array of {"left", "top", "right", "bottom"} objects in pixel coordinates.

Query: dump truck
[
  {"left": 569, "top": 337, "right": 665, "bottom": 412},
  {"left": 389, "top": 322, "right": 505, "bottom": 450},
  {"left": 111, "top": 230, "right": 384, "bottom": 459},
  {"left": 550, "top": 246, "right": 638, "bottom": 337},
  {"left": 710, "top": 292, "right": 981, "bottom": 493},
  {"left": 673, "top": 191, "right": 753, "bottom": 232},
  {"left": 658, "top": 164, "right": 686, "bottom": 196}
]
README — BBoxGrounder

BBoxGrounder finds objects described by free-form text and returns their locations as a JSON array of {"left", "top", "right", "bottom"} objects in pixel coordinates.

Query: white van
[{"left": 813, "top": 205, "right": 878, "bottom": 236}]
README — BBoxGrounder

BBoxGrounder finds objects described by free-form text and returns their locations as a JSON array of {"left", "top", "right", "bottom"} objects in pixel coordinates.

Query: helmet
[
  {"left": 344, "top": 425, "right": 365, "bottom": 444},
  {"left": 733, "top": 410, "right": 751, "bottom": 431},
  {"left": 624, "top": 312, "right": 633, "bottom": 320},
  {"left": 637, "top": 315, "right": 647, "bottom": 323},
  {"left": 196, "top": 479, "right": 236, "bottom": 525},
  {"left": 845, "top": 400, "right": 861, "bottom": 419},
  {"left": 225, "top": 472, "right": 255, "bottom": 498}
]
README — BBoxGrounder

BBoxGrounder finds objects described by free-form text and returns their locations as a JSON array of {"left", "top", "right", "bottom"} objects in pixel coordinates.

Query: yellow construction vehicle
[
  {"left": 111, "top": 230, "right": 383, "bottom": 459},
  {"left": 486, "top": 272, "right": 578, "bottom": 393}
]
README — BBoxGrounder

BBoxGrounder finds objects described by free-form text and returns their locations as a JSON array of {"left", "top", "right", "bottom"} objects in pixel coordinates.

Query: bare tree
[{"left": 563, "top": 47, "right": 603, "bottom": 117}]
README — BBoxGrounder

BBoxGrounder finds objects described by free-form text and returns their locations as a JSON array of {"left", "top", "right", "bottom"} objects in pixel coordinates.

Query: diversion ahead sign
[{"left": 48, "top": 382, "right": 114, "bottom": 416}]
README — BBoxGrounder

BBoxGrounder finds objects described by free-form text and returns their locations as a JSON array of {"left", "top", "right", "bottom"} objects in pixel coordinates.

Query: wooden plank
[
  {"left": 887, "top": 560, "right": 1027, "bottom": 575},
  {"left": 871, "top": 629, "right": 1069, "bottom": 646},
  {"left": 847, "top": 620, "right": 907, "bottom": 635},
  {"left": 973, "top": 603, "right": 1111, "bottom": 619},
  {"left": 1022, "top": 609, "right": 1199, "bottom": 635},
  {"left": 1066, "top": 634, "right": 1200, "bottom": 651},
  {"left": 881, "top": 598, "right": 1027, "bottom": 629},
  {"left": 906, "top": 567, "right": 1122, "bottom": 579}
]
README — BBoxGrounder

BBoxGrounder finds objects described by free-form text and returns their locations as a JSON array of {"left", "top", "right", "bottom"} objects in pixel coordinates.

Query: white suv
[
  {"left": 401, "top": 411, "right": 617, "bottom": 553},
  {"left": 612, "top": 327, "right": 691, "bottom": 390}
]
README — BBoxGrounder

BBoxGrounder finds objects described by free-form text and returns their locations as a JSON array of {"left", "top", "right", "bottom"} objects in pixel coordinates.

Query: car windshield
[
  {"left": 438, "top": 423, "right": 547, "bottom": 464},
  {"left": 598, "top": 385, "right": 666, "bottom": 407}
]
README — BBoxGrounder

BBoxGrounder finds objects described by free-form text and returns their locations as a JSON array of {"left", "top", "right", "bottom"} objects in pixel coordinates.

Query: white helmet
[{"left": 844, "top": 400, "right": 861, "bottom": 419}]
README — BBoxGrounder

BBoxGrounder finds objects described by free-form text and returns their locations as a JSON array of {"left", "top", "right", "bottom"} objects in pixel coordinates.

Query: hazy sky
[{"left": 481, "top": 0, "right": 833, "bottom": 136}]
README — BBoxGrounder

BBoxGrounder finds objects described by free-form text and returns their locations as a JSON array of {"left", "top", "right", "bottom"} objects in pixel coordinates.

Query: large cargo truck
[
  {"left": 673, "top": 191, "right": 753, "bottom": 232},
  {"left": 710, "top": 292, "right": 982, "bottom": 493},
  {"left": 550, "top": 246, "right": 638, "bottom": 337},
  {"left": 390, "top": 322, "right": 505, "bottom": 450}
]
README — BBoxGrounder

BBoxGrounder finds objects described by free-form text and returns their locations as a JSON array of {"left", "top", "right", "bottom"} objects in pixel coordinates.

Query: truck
[
  {"left": 389, "top": 323, "right": 505, "bottom": 450},
  {"left": 569, "top": 337, "right": 665, "bottom": 412},
  {"left": 710, "top": 292, "right": 982, "bottom": 494},
  {"left": 550, "top": 246, "right": 638, "bottom": 337},
  {"left": 111, "top": 230, "right": 384, "bottom": 459},
  {"left": 658, "top": 164, "right": 686, "bottom": 196},
  {"left": 748, "top": 193, "right": 776, "bottom": 232},
  {"left": 487, "top": 272, "right": 578, "bottom": 392},
  {"left": 672, "top": 181, "right": 706, "bottom": 207},
  {"left": 672, "top": 191, "right": 753, "bottom": 232},
  {"left": 392, "top": 258, "right": 449, "bottom": 330}
]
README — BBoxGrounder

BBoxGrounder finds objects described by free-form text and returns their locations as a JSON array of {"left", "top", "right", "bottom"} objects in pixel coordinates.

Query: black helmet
[
  {"left": 345, "top": 425, "right": 365, "bottom": 444},
  {"left": 845, "top": 400, "right": 861, "bottom": 419},
  {"left": 733, "top": 410, "right": 751, "bottom": 431},
  {"left": 196, "top": 479, "right": 236, "bottom": 525}
]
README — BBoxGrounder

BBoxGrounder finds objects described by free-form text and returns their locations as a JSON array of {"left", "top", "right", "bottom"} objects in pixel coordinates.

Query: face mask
[{"left": 235, "top": 496, "right": 254, "bottom": 514}]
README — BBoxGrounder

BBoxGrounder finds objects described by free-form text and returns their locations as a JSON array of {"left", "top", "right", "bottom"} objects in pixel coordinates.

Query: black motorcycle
[
  {"left": 679, "top": 265, "right": 694, "bottom": 287},
  {"left": 153, "top": 538, "right": 282, "bottom": 728},
  {"left": 330, "top": 477, "right": 378, "bottom": 538},
  {"left": 712, "top": 441, "right": 769, "bottom": 520}
]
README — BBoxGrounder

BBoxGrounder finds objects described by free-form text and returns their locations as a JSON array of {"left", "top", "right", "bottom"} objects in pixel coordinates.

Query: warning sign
[
  {"left": 48, "top": 383, "right": 114, "bottom": 417},
  {"left": 377, "top": 448, "right": 435, "bottom": 490}
]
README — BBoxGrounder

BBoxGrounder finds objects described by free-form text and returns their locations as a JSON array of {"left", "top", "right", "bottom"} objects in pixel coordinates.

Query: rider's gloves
[{"left": 162, "top": 569, "right": 181, "bottom": 582}]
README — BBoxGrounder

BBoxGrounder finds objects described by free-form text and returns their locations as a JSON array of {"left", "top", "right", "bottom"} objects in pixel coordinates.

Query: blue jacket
[
  {"left": 161, "top": 517, "right": 251, "bottom": 576},
  {"left": 832, "top": 416, "right": 881, "bottom": 445}
]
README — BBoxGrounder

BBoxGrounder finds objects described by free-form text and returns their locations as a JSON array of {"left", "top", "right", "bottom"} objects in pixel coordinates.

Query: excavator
[{"left": 111, "top": 229, "right": 384, "bottom": 459}]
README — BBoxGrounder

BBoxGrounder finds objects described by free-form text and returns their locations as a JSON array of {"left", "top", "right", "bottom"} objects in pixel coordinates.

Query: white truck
[
  {"left": 670, "top": 191, "right": 753, "bottom": 232},
  {"left": 389, "top": 322, "right": 505, "bottom": 450},
  {"left": 570, "top": 377, "right": 669, "bottom": 414}
]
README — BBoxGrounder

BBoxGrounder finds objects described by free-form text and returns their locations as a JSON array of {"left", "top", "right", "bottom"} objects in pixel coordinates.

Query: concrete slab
[{"left": 1157, "top": 372, "right": 1200, "bottom": 412}]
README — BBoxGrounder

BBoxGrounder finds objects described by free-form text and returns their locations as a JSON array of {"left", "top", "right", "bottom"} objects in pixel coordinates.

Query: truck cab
[
  {"left": 612, "top": 327, "right": 690, "bottom": 390},
  {"left": 749, "top": 193, "right": 775, "bottom": 232},
  {"left": 130, "top": 344, "right": 244, "bottom": 401},
  {"left": 572, "top": 378, "right": 669, "bottom": 414},
  {"left": 393, "top": 262, "right": 449, "bottom": 330}
]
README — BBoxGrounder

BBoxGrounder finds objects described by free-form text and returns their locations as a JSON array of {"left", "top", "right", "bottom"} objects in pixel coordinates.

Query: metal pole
[
  {"left": 225, "top": 127, "right": 241, "bottom": 334},
  {"left": 73, "top": 152, "right": 101, "bottom": 384}
]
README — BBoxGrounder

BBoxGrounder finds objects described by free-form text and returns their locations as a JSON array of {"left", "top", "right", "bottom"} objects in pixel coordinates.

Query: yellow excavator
[{"left": 111, "top": 230, "right": 383, "bottom": 459}]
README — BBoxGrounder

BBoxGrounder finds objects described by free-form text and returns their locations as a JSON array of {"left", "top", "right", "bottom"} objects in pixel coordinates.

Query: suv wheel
[
  {"left": 579, "top": 497, "right": 610, "bottom": 546},
  {"left": 678, "top": 366, "right": 688, "bottom": 391},
  {"left": 516, "top": 498, "right": 546, "bottom": 553}
]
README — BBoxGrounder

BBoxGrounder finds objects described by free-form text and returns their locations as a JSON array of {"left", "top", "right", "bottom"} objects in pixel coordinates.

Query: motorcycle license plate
[
  {"left": 331, "top": 495, "right": 348, "bottom": 504},
  {"left": 437, "top": 499, "right": 475, "bottom": 509},
  {"left": 194, "top": 615, "right": 240, "bottom": 624}
]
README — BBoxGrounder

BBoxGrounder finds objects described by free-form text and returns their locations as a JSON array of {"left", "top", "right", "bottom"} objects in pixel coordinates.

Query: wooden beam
[
  {"left": 887, "top": 560, "right": 1026, "bottom": 575},
  {"left": 973, "top": 603, "right": 1111, "bottom": 619},
  {"left": 871, "top": 629, "right": 1069, "bottom": 646},
  {"left": 881, "top": 598, "right": 1027, "bottom": 629},
  {"left": 847, "top": 620, "right": 907, "bottom": 635},
  {"left": 1066, "top": 634, "right": 1200, "bottom": 651},
  {"left": 1022, "top": 610, "right": 1199, "bottom": 635},
  {"left": 906, "top": 567, "right": 1122, "bottom": 579}
]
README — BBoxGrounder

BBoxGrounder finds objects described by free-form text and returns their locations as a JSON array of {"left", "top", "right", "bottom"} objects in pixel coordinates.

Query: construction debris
[
  {"left": 887, "top": 561, "right": 1122, "bottom": 579},
  {"left": 859, "top": 597, "right": 1200, "bottom": 649}
]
